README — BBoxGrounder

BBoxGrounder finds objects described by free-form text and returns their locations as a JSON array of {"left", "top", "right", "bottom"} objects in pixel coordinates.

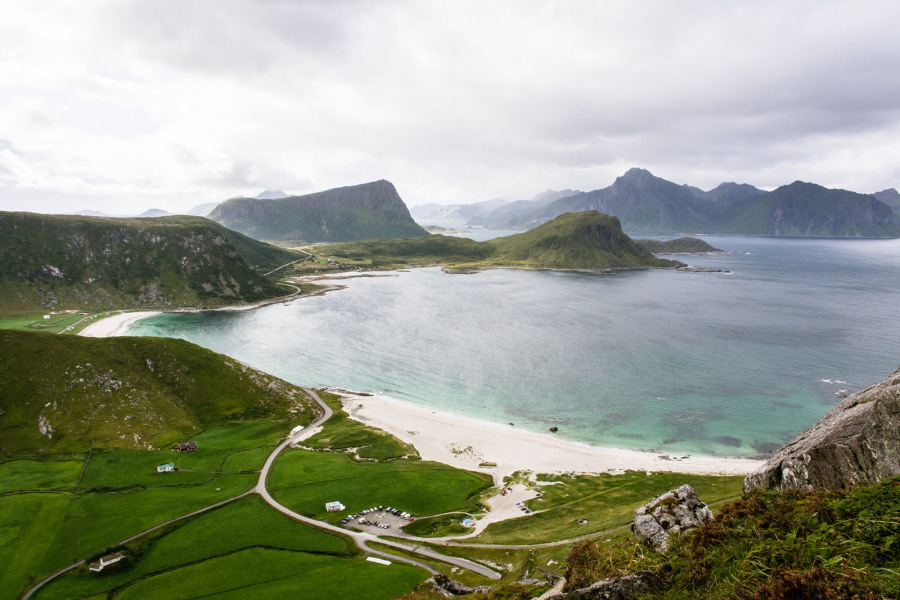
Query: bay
[{"left": 127, "top": 236, "right": 900, "bottom": 458}]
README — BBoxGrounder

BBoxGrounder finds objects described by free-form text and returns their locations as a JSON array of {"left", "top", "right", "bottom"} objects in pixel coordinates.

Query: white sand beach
[
  {"left": 342, "top": 391, "right": 764, "bottom": 484},
  {"left": 78, "top": 311, "right": 161, "bottom": 337}
]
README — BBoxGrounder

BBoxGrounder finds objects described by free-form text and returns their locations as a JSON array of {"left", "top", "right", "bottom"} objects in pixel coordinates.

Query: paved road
[{"left": 256, "top": 389, "right": 501, "bottom": 580}]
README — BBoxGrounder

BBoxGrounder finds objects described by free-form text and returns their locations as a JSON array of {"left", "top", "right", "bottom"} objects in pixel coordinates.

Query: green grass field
[
  {"left": 269, "top": 449, "right": 492, "bottom": 520},
  {"left": 33, "top": 495, "right": 366, "bottom": 600},
  {"left": 111, "top": 548, "right": 423, "bottom": 600},
  {"left": 301, "top": 391, "right": 418, "bottom": 461},
  {"left": 401, "top": 513, "right": 474, "bottom": 538}
]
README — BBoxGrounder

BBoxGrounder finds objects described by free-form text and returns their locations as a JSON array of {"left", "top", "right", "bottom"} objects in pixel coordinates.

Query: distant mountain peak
[{"left": 255, "top": 190, "right": 289, "bottom": 200}]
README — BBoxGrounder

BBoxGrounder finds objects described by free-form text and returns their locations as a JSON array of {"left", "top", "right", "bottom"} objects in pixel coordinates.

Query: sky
[{"left": 1, "top": 0, "right": 899, "bottom": 215}]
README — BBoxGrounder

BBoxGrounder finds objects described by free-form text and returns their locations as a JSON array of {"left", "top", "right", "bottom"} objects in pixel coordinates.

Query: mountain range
[
  {"left": 208, "top": 180, "right": 428, "bottom": 243},
  {"left": 436, "top": 168, "right": 900, "bottom": 237}
]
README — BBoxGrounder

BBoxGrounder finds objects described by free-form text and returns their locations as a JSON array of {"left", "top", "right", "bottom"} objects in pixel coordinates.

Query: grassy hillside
[
  {"left": 209, "top": 180, "right": 429, "bottom": 243},
  {"left": 0, "top": 212, "right": 301, "bottom": 311},
  {"left": 486, "top": 211, "right": 681, "bottom": 269},
  {"left": 561, "top": 478, "right": 900, "bottom": 599},
  {"left": 0, "top": 329, "right": 319, "bottom": 455},
  {"left": 321, "top": 211, "right": 682, "bottom": 271}
]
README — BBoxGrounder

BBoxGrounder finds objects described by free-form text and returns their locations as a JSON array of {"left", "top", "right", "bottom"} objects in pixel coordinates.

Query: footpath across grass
[{"left": 467, "top": 470, "right": 746, "bottom": 545}]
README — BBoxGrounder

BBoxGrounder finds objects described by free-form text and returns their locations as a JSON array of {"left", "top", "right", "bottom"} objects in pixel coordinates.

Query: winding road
[{"left": 256, "top": 388, "right": 501, "bottom": 580}]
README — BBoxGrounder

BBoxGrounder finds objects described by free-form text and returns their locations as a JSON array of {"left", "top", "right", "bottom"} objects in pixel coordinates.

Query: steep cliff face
[
  {"left": 724, "top": 181, "right": 900, "bottom": 237},
  {"left": 209, "top": 179, "right": 428, "bottom": 242},
  {"left": 743, "top": 366, "right": 900, "bottom": 491},
  {"left": 0, "top": 213, "right": 296, "bottom": 310}
]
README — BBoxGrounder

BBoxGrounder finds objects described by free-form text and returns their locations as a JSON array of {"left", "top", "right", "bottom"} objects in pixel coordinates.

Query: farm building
[
  {"left": 325, "top": 501, "right": 345, "bottom": 512},
  {"left": 157, "top": 463, "right": 175, "bottom": 473},
  {"left": 89, "top": 552, "right": 124, "bottom": 572},
  {"left": 173, "top": 441, "right": 197, "bottom": 452}
]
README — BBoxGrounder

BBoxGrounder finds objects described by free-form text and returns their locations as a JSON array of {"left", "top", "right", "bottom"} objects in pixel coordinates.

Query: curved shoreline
[
  {"left": 76, "top": 303, "right": 764, "bottom": 482},
  {"left": 339, "top": 390, "right": 762, "bottom": 483}
]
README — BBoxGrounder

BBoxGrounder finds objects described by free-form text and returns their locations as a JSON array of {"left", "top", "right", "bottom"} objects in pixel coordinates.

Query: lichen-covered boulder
[
  {"left": 743, "top": 365, "right": 900, "bottom": 492},
  {"left": 631, "top": 484, "right": 713, "bottom": 553}
]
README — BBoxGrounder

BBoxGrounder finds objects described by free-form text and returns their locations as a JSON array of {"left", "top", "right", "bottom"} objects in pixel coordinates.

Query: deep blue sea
[{"left": 127, "top": 236, "right": 900, "bottom": 458}]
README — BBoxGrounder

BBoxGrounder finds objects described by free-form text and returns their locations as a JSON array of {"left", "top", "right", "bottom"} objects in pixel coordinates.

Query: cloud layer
[{"left": 1, "top": 0, "right": 899, "bottom": 214}]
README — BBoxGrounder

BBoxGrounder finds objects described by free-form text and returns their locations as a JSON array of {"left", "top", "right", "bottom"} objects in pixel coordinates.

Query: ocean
[{"left": 126, "top": 235, "right": 900, "bottom": 458}]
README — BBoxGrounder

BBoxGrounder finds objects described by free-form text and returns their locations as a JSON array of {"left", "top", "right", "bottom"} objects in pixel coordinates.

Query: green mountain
[
  {"left": 0, "top": 213, "right": 300, "bottom": 311},
  {"left": 208, "top": 180, "right": 428, "bottom": 243},
  {"left": 486, "top": 211, "right": 680, "bottom": 269},
  {"left": 326, "top": 210, "right": 681, "bottom": 271},
  {"left": 470, "top": 168, "right": 900, "bottom": 237},
  {"left": 0, "top": 329, "right": 319, "bottom": 454}
]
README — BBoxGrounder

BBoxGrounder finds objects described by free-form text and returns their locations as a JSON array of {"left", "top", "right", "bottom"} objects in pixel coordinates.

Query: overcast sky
[{"left": 2, "top": 0, "right": 899, "bottom": 215}]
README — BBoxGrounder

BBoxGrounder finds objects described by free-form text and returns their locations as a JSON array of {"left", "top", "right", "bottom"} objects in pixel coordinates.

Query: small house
[
  {"left": 157, "top": 463, "right": 175, "bottom": 473},
  {"left": 325, "top": 501, "right": 345, "bottom": 512},
  {"left": 174, "top": 441, "right": 197, "bottom": 453}
]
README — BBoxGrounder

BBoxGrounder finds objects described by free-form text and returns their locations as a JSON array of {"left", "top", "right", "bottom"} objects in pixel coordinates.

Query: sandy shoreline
[
  {"left": 76, "top": 309, "right": 764, "bottom": 483},
  {"left": 339, "top": 391, "right": 763, "bottom": 484},
  {"left": 78, "top": 311, "right": 163, "bottom": 337}
]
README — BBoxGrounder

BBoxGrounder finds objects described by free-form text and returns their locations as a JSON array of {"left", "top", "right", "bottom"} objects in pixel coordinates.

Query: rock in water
[
  {"left": 744, "top": 365, "right": 900, "bottom": 492},
  {"left": 631, "top": 484, "right": 713, "bottom": 553}
]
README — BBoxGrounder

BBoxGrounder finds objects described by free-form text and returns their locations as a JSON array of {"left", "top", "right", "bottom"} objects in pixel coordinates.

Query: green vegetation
[
  {"left": 269, "top": 450, "right": 492, "bottom": 520},
  {"left": 0, "top": 330, "right": 317, "bottom": 453},
  {"left": 302, "top": 391, "right": 419, "bottom": 460},
  {"left": 562, "top": 477, "right": 900, "bottom": 598},
  {"left": 635, "top": 237, "right": 724, "bottom": 254},
  {"left": 32, "top": 495, "right": 373, "bottom": 600},
  {"left": 314, "top": 211, "right": 682, "bottom": 273},
  {"left": 209, "top": 180, "right": 428, "bottom": 243},
  {"left": 468, "top": 471, "right": 745, "bottom": 545},
  {"left": 108, "top": 548, "right": 422, "bottom": 600},
  {"left": 402, "top": 513, "right": 473, "bottom": 537},
  {"left": 0, "top": 212, "right": 300, "bottom": 311}
]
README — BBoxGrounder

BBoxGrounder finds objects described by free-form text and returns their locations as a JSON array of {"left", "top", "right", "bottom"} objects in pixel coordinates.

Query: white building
[{"left": 325, "top": 501, "right": 345, "bottom": 512}]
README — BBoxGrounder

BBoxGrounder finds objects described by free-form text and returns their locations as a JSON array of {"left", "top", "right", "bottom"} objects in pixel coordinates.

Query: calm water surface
[{"left": 128, "top": 236, "right": 900, "bottom": 458}]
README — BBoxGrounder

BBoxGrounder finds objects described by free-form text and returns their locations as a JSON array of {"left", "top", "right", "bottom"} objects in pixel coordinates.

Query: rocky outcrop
[
  {"left": 545, "top": 571, "right": 661, "bottom": 600},
  {"left": 421, "top": 575, "right": 493, "bottom": 596},
  {"left": 743, "top": 365, "right": 900, "bottom": 492},
  {"left": 631, "top": 484, "right": 713, "bottom": 553}
]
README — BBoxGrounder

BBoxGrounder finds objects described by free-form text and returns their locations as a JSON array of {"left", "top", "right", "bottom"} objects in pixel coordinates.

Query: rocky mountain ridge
[
  {"left": 209, "top": 179, "right": 428, "bottom": 243},
  {"left": 467, "top": 168, "right": 900, "bottom": 237}
]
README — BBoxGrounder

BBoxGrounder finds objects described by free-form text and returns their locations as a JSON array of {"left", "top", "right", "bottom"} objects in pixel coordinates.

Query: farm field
[
  {"left": 30, "top": 495, "right": 408, "bottom": 600},
  {"left": 268, "top": 449, "right": 492, "bottom": 521}
]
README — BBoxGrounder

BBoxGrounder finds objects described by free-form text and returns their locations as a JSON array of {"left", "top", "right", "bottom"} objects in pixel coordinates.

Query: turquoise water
[{"left": 128, "top": 236, "right": 900, "bottom": 458}]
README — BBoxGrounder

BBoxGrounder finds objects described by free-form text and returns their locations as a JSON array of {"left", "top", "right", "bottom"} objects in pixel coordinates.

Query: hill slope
[
  {"left": 0, "top": 329, "right": 320, "bottom": 454},
  {"left": 209, "top": 180, "right": 428, "bottom": 243},
  {"left": 0, "top": 213, "right": 299, "bottom": 311},
  {"left": 487, "top": 211, "right": 680, "bottom": 269}
]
